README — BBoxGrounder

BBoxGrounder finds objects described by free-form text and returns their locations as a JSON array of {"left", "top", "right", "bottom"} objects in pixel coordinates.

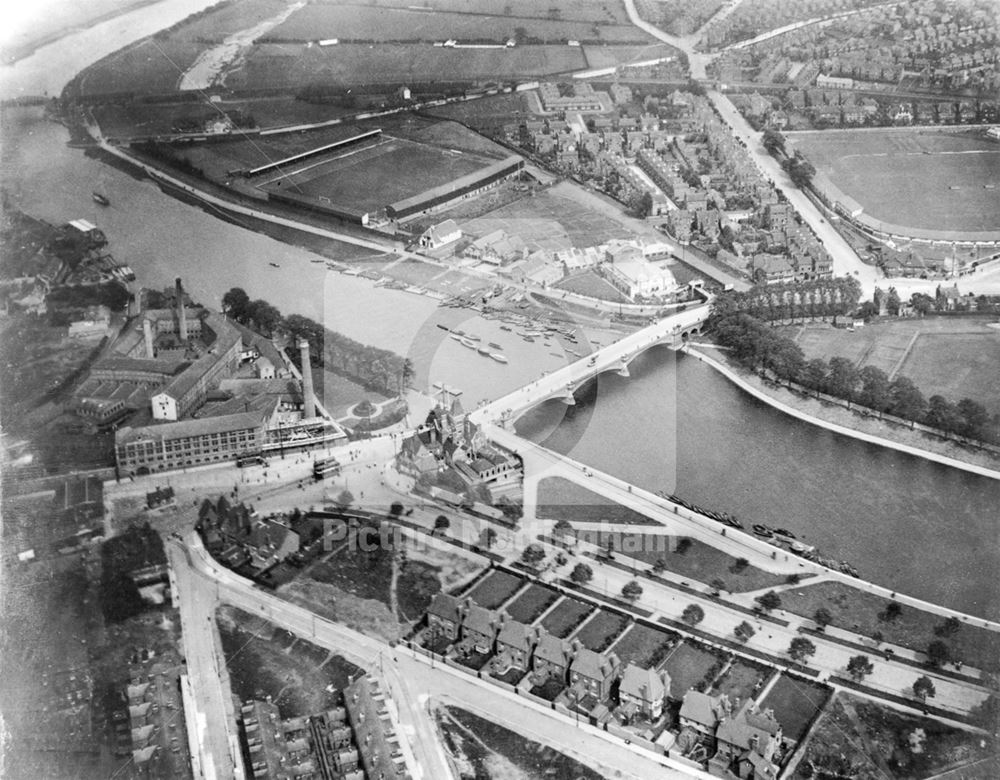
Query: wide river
[{"left": 1, "top": 6, "right": 998, "bottom": 620}]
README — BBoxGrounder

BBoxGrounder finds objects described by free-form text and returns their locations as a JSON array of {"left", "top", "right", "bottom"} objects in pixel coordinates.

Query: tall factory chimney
[
  {"left": 142, "top": 318, "right": 155, "bottom": 358},
  {"left": 175, "top": 277, "right": 188, "bottom": 342},
  {"left": 299, "top": 339, "right": 316, "bottom": 420}
]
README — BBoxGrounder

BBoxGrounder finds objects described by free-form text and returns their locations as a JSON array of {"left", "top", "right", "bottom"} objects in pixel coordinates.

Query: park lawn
[
  {"left": 555, "top": 271, "right": 630, "bottom": 303},
  {"left": 572, "top": 610, "right": 629, "bottom": 652},
  {"left": 661, "top": 641, "right": 721, "bottom": 700},
  {"left": 505, "top": 584, "right": 560, "bottom": 624},
  {"left": 758, "top": 674, "right": 831, "bottom": 744},
  {"left": 711, "top": 659, "right": 772, "bottom": 704},
  {"left": 793, "top": 693, "right": 987, "bottom": 779},
  {"left": 539, "top": 597, "right": 594, "bottom": 638},
  {"left": 782, "top": 581, "right": 1000, "bottom": 672},
  {"left": 466, "top": 569, "right": 525, "bottom": 610},
  {"left": 609, "top": 623, "right": 677, "bottom": 668}
]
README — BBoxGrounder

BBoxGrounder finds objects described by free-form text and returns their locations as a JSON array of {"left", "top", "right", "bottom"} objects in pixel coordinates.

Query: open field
[
  {"left": 711, "top": 658, "right": 771, "bottom": 704},
  {"left": 661, "top": 641, "right": 720, "bottom": 699},
  {"left": 217, "top": 607, "right": 361, "bottom": 718},
  {"left": 228, "top": 44, "right": 588, "bottom": 91},
  {"left": 783, "top": 580, "right": 1000, "bottom": 672},
  {"left": 466, "top": 569, "right": 524, "bottom": 610},
  {"left": 572, "top": 609, "right": 629, "bottom": 652},
  {"left": 609, "top": 622, "right": 677, "bottom": 668},
  {"left": 794, "top": 693, "right": 993, "bottom": 779},
  {"left": 789, "top": 318, "right": 1000, "bottom": 417},
  {"left": 262, "top": 137, "right": 496, "bottom": 214},
  {"left": 556, "top": 270, "right": 630, "bottom": 303},
  {"left": 377, "top": 0, "right": 634, "bottom": 25},
  {"left": 265, "top": 4, "right": 649, "bottom": 44},
  {"left": 790, "top": 129, "right": 1000, "bottom": 235},
  {"left": 758, "top": 674, "right": 831, "bottom": 744},
  {"left": 504, "top": 583, "right": 560, "bottom": 624},
  {"left": 539, "top": 596, "right": 594, "bottom": 638},
  {"left": 460, "top": 187, "right": 632, "bottom": 253}
]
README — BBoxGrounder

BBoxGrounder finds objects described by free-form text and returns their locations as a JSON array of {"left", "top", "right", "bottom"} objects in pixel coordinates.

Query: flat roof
[
  {"left": 116, "top": 410, "right": 268, "bottom": 445},
  {"left": 388, "top": 155, "right": 523, "bottom": 214}
]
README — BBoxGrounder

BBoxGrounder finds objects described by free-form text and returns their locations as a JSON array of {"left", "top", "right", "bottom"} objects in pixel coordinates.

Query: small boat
[
  {"left": 488, "top": 342, "right": 502, "bottom": 349},
  {"left": 92, "top": 191, "right": 110, "bottom": 206},
  {"left": 437, "top": 324, "right": 451, "bottom": 330},
  {"left": 550, "top": 352, "right": 562, "bottom": 358},
  {"left": 449, "top": 333, "right": 463, "bottom": 342},
  {"left": 491, "top": 353, "right": 508, "bottom": 363},
  {"left": 773, "top": 528, "right": 796, "bottom": 539},
  {"left": 467, "top": 334, "right": 481, "bottom": 342},
  {"left": 477, "top": 346, "right": 491, "bottom": 356},
  {"left": 269, "top": 262, "right": 280, "bottom": 268},
  {"left": 725, "top": 517, "right": 744, "bottom": 529},
  {"left": 500, "top": 325, "right": 512, "bottom": 332},
  {"left": 453, "top": 329, "right": 465, "bottom": 336},
  {"left": 460, "top": 337, "right": 477, "bottom": 349},
  {"left": 752, "top": 524, "right": 773, "bottom": 537},
  {"left": 567, "top": 349, "right": 580, "bottom": 357},
  {"left": 523, "top": 336, "right": 535, "bottom": 343},
  {"left": 790, "top": 541, "right": 814, "bottom": 554}
]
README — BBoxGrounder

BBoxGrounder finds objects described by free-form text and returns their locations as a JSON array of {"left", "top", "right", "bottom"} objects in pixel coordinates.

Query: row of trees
[
  {"left": 222, "top": 288, "right": 414, "bottom": 396},
  {"left": 710, "top": 280, "right": 863, "bottom": 325},
  {"left": 711, "top": 311, "right": 997, "bottom": 443}
]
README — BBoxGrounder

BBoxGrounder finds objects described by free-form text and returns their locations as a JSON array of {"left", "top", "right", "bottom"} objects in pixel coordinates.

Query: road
[{"left": 172, "top": 532, "right": 705, "bottom": 780}]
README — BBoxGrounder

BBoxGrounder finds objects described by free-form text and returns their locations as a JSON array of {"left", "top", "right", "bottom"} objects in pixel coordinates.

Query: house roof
[
  {"left": 116, "top": 409, "right": 268, "bottom": 446},
  {"left": 497, "top": 619, "right": 533, "bottom": 651},
  {"left": 679, "top": 690, "right": 721, "bottom": 728},
  {"left": 717, "top": 705, "right": 781, "bottom": 750},
  {"left": 247, "top": 519, "right": 298, "bottom": 553},
  {"left": 570, "top": 647, "right": 617, "bottom": 680},
  {"left": 462, "top": 604, "right": 497, "bottom": 636},
  {"left": 619, "top": 663, "right": 667, "bottom": 703},
  {"left": 533, "top": 631, "right": 568, "bottom": 665},
  {"left": 427, "top": 593, "right": 462, "bottom": 624}
]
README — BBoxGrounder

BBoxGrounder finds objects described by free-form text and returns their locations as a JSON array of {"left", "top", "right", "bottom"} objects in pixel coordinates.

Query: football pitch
[{"left": 791, "top": 129, "right": 1000, "bottom": 235}]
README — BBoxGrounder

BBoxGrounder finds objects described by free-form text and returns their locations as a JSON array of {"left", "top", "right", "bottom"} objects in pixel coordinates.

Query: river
[{"left": 1, "top": 2, "right": 998, "bottom": 620}]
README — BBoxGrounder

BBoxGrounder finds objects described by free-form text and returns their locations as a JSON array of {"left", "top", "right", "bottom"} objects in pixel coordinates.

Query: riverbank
[{"left": 685, "top": 345, "right": 1000, "bottom": 480}]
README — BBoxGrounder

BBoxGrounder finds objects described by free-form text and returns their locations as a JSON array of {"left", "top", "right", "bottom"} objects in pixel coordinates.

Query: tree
[
  {"left": 570, "top": 562, "right": 593, "bottom": 585},
  {"left": 913, "top": 675, "right": 936, "bottom": 703},
  {"left": 935, "top": 616, "right": 961, "bottom": 638},
  {"left": 847, "top": 654, "right": 874, "bottom": 682},
  {"left": 389, "top": 501, "right": 404, "bottom": 516},
  {"left": 886, "top": 287, "right": 901, "bottom": 316},
  {"left": 926, "top": 639, "right": 951, "bottom": 667},
  {"left": 881, "top": 601, "right": 903, "bottom": 622},
  {"left": 956, "top": 398, "right": 989, "bottom": 440},
  {"left": 652, "top": 559, "right": 666, "bottom": 576},
  {"left": 222, "top": 287, "right": 250, "bottom": 321},
  {"left": 925, "top": 395, "right": 960, "bottom": 434},
  {"left": 762, "top": 127, "right": 786, "bottom": 156},
  {"left": 734, "top": 621, "right": 756, "bottom": 642},
  {"left": 622, "top": 580, "right": 644, "bottom": 601},
  {"left": 800, "top": 358, "right": 828, "bottom": 395},
  {"left": 682, "top": 604, "right": 705, "bottom": 626},
  {"left": 858, "top": 365, "right": 892, "bottom": 414},
  {"left": 733, "top": 557, "right": 750, "bottom": 573},
  {"left": 399, "top": 358, "right": 415, "bottom": 395},
  {"left": 247, "top": 299, "right": 282, "bottom": 336},
  {"left": 522, "top": 544, "right": 546, "bottom": 566},
  {"left": 888, "top": 376, "right": 926, "bottom": 422},
  {"left": 788, "top": 636, "right": 817, "bottom": 664},
  {"left": 675, "top": 538, "right": 692, "bottom": 555},
  {"left": 335, "top": 489, "right": 354, "bottom": 508},
  {"left": 755, "top": 591, "right": 781, "bottom": 613},
  {"left": 813, "top": 607, "right": 833, "bottom": 631},
  {"left": 629, "top": 191, "right": 654, "bottom": 218},
  {"left": 827, "top": 356, "right": 860, "bottom": 401},
  {"left": 710, "top": 578, "right": 727, "bottom": 596},
  {"left": 434, "top": 515, "right": 450, "bottom": 532}
]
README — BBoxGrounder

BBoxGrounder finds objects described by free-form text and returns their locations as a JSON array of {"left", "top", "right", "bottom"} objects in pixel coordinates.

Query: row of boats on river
[
  {"left": 437, "top": 325, "right": 508, "bottom": 363},
  {"left": 657, "top": 491, "right": 861, "bottom": 578}
]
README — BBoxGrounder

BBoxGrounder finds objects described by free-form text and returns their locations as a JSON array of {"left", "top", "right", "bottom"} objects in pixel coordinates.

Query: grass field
[
  {"left": 795, "top": 693, "right": 991, "bottom": 779},
  {"left": 262, "top": 137, "right": 495, "bottom": 213},
  {"left": 265, "top": 4, "right": 648, "bottom": 44},
  {"left": 466, "top": 569, "right": 525, "bottom": 610},
  {"left": 759, "top": 674, "right": 832, "bottom": 744},
  {"left": 790, "top": 130, "right": 1000, "bottom": 234},
  {"left": 504, "top": 583, "right": 560, "bottom": 624},
  {"left": 378, "top": 0, "right": 634, "bottom": 25},
  {"left": 608, "top": 623, "right": 677, "bottom": 668},
  {"left": 661, "top": 641, "right": 720, "bottom": 699},
  {"left": 539, "top": 596, "right": 594, "bottom": 637},
  {"left": 711, "top": 659, "right": 771, "bottom": 703},
  {"left": 782, "top": 580, "right": 1000, "bottom": 671},
  {"left": 572, "top": 609, "right": 629, "bottom": 652},
  {"left": 556, "top": 270, "right": 630, "bottom": 303},
  {"left": 229, "top": 44, "right": 588, "bottom": 91},
  {"left": 789, "top": 318, "right": 1000, "bottom": 416}
]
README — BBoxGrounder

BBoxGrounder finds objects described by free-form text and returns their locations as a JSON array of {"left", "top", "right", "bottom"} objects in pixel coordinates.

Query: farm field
[
  {"left": 572, "top": 609, "right": 629, "bottom": 652},
  {"left": 466, "top": 569, "right": 525, "bottom": 610},
  {"left": 539, "top": 596, "right": 594, "bottom": 638},
  {"left": 265, "top": 4, "right": 649, "bottom": 44},
  {"left": 376, "top": 0, "right": 635, "bottom": 25},
  {"left": 261, "top": 138, "right": 497, "bottom": 214},
  {"left": 788, "top": 318, "right": 1000, "bottom": 417},
  {"left": 782, "top": 580, "right": 1000, "bottom": 672},
  {"left": 794, "top": 693, "right": 993, "bottom": 779},
  {"left": 758, "top": 674, "right": 832, "bottom": 744},
  {"left": 228, "top": 44, "right": 589, "bottom": 91},
  {"left": 504, "top": 583, "right": 560, "bottom": 624},
  {"left": 789, "top": 129, "right": 1000, "bottom": 235},
  {"left": 661, "top": 640, "right": 720, "bottom": 699},
  {"left": 608, "top": 623, "right": 677, "bottom": 668}
]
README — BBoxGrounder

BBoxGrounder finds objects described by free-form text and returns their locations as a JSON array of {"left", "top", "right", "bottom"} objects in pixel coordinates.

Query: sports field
[
  {"left": 790, "top": 129, "right": 1000, "bottom": 235},
  {"left": 260, "top": 138, "right": 496, "bottom": 214},
  {"left": 790, "top": 318, "right": 1000, "bottom": 416}
]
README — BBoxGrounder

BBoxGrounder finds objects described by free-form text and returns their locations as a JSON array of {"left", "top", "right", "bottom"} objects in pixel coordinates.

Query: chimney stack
[
  {"left": 175, "top": 278, "right": 188, "bottom": 342},
  {"left": 142, "top": 318, "right": 155, "bottom": 358},
  {"left": 299, "top": 339, "right": 316, "bottom": 419}
]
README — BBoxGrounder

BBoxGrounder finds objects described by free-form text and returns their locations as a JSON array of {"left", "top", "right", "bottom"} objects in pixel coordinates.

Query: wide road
[{"left": 172, "top": 532, "right": 704, "bottom": 780}]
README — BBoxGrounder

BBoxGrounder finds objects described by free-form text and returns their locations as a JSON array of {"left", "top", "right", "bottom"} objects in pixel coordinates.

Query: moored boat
[
  {"left": 92, "top": 191, "right": 110, "bottom": 206},
  {"left": 490, "top": 353, "right": 508, "bottom": 363}
]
